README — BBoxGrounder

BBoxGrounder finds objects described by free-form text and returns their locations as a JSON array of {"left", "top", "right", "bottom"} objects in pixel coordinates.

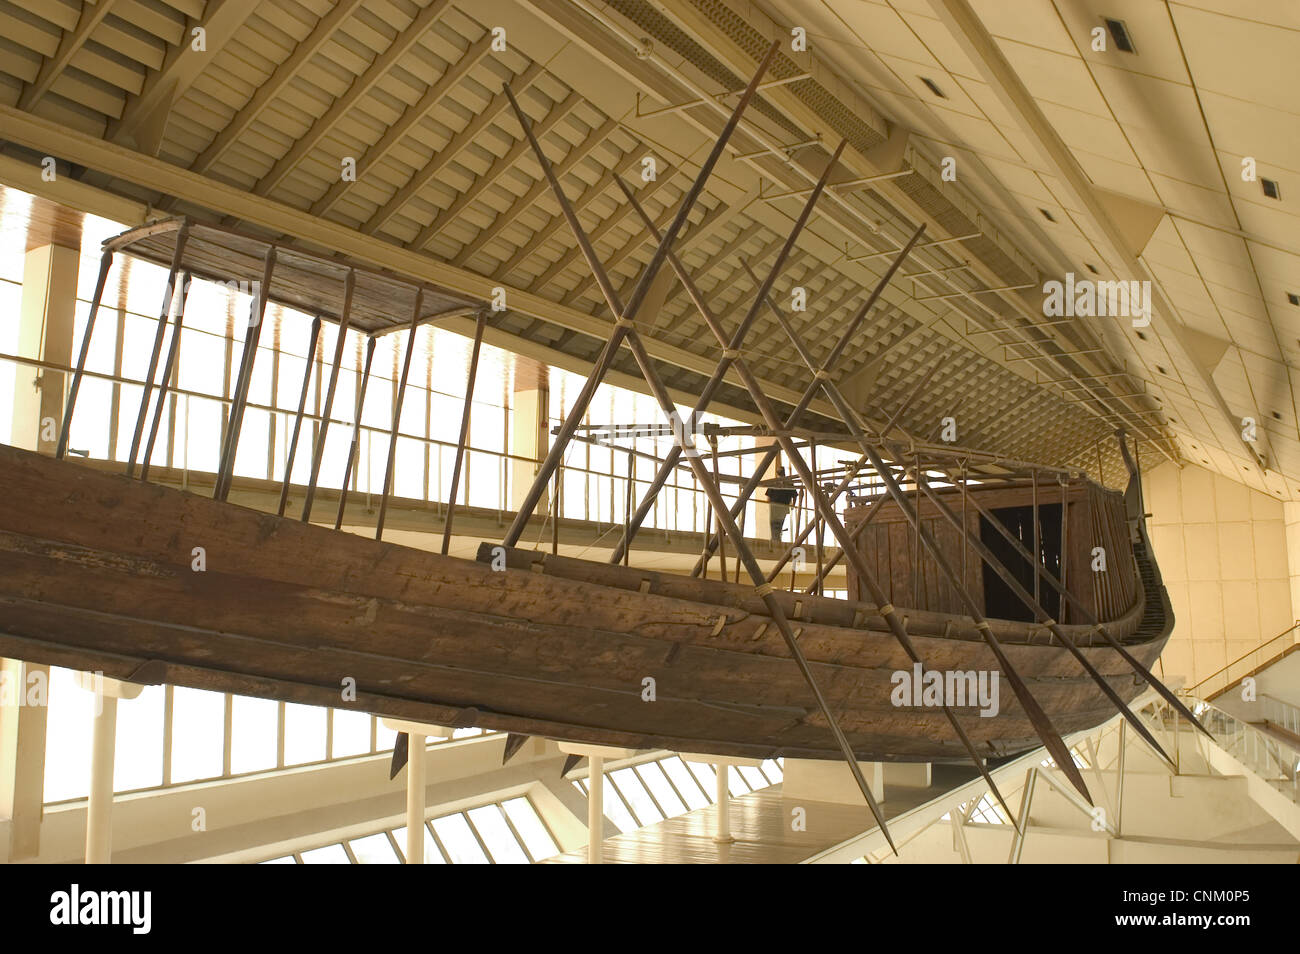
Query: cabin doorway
[{"left": 978, "top": 504, "right": 1063, "bottom": 622}]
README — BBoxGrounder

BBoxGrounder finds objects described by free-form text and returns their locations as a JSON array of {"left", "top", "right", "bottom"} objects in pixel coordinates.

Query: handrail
[
  {"left": 1188, "top": 621, "right": 1300, "bottom": 701},
  {"left": 1181, "top": 696, "right": 1300, "bottom": 803}
]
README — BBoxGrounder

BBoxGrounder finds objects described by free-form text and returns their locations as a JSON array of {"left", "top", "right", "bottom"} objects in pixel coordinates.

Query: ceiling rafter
[
  {"left": 408, "top": 89, "right": 584, "bottom": 251},
  {"left": 311, "top": 31, "right": 497, "bottom": 219},
  {"left": 356, "top": 58, "right": 544, "bottom": 236},
  {"left": 495, "top": 150, "right": 644, "bottom": 277},
  {"left": 185, "top": 0, "right": 369, "bottom": 176},
  {"left": 19, "top": 0, "right": 120, "bottom": 111},
  {"left": 251, "top": 0, "right": 458, "bottom": 198},
  {"left": 610, "top": 0, "right": 1171, "bottom": 461},
  {"left": 451, "top": 116, "right": 620, "bottom": 268},
  {"left": 112, "top": 0, "right": 261, "bottom": 154}
]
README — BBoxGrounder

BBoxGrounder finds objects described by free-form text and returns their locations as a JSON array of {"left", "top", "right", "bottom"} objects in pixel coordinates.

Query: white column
[
  {"left": 77, "top": 674, "right": 144, "bottom": 864},
  {"left": 556, "top": 742, "right": 640, "bottom": 864},
  {"left": 714, "top": 765, "right": 731, "bottom": 843},
  {"left": 379, "top": 718, "right": 454, "bottom": 864},
  {"left": 86, "top": 695, "right": 118, "bottom": 864},
  {"left": 587, "top": 755, "right": 604, "bottom": 865},
  {"left": 2, "top": 235, "right": 80, "bottom": 861},
  {"left": 681, "top": 753, "right": 763, "bottom": 844},
  {"left": 406, "top": 732, "right": 426, "bottom": 864}
]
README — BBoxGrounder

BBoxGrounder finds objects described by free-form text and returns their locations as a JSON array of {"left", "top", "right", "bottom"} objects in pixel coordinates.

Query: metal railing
[
  {"left": 1188, "top": 621, "right": 1300, "bottom": 701},
  {"left": 1184, "top": 697, "right": 1300, "bottom": 805}
]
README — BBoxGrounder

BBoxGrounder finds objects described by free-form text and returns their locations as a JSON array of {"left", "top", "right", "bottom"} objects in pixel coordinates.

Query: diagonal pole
[
  {"left": 916, "top": 471, "right": 1184, "bottom": 763},
  {"left": 277, "top": 316, "right": 322, "bottom": 516},
  {"left": 301, "top": 269, "right": 355, "bottom": 523},
  {"left": 215, "top": 246, "right": 277, "bottom": 501},
  {"left": 375, "top": 289, "right": 424, "bottom": 540},
  {"left": 441, "top": 310, "right": 488, "bottom": 555},
  {"left": 57, "top": 251, "right": 114, "bottom": 459},
  {"left": 140, "top": 270, "right": 194, "bottom": 481},
  {"left": 760, "top": 344, "right": 948, "bottom": 586},
  {"left": 500, "top": 40, "right": 780, "bottom": 548},
  {"left": 607, "top": 140, "right": 849, "bottom": 564},
  {"left": 620, "top": 193, "right": 1023, "bottom": 820},
  {"left": 747, "top": 274, "right": 1102, "bottom": 799},
  {"left": 127, "top": 224, "right": 191, "bottom": 477},
  {"left": 335, "top": 335, "right": 377, "bottom": 530},
  {"left": 519, "top": 130, "right": 896, "bottom": 849},
  {"left": 688, "top": 227, "right": 925, "bottom": 577}
]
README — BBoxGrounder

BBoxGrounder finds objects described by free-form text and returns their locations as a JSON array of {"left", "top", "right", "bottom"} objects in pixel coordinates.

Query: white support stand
[
  {"left": 75, "top": 673, "right": 145, "bottom": 864},
  {"left": 681, "top": 753, "right": 764, "bottom": 844},
  {"left": 381, "top": 718, "right": 454, "bottom": 864},
  {"left": 556, "top": 742, "right": 640, "bottom": 864}
]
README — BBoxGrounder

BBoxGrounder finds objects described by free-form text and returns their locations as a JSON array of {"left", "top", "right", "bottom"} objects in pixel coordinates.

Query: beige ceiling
[
  {"left": 0, "top": 0, "right": 1291, "bottom": 492},
  {"left": 767, "top": 0, "right": 1300, "bottom": 497}
]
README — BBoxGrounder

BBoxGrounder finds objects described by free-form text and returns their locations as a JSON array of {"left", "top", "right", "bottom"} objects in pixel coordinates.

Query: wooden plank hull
[{"left": 0, "top": 445, "right": 1173, "bottom": 762}]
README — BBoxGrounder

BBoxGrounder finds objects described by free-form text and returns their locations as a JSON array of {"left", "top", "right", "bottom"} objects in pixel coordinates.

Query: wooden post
[
  {"left": 376, "top": 290, "right": 424, "bottom": 540},
  {"left": 140, "top": 270, "right": 194, "bottom": 481},
  {"left": 215, "top": 246, "right": 276, "bottom": 501},
  {"left": 127, "top": 223, "right": 191, "bottom": 476},
  {"left": 301, "top": 269, "right": 354, "bottom": 523},
  {"left": 441, "top": 311, "right": 488, "bottom": 554},
  {"left": 499, "top": 44, "right": 778, "bottom": 548},
  {"left": 56, "top": 251, "right": 113, "bottom": 459},
  {"left": 276, "top": 316, "right": 322, "bottom": 516},
  {"left": 335, "top": 335, "right": 376, "bottom": 530}
]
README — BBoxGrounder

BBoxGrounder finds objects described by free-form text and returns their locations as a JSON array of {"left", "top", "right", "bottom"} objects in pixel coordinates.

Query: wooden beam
[
  {"left": 112, "top": 0, "right": 261, "bottom": 154},
  {"left": 311, "top": 31, "right": 497, "bottom": 219},
  {"left": 0, "top": 103, "right": 830, "bottom": 420},
  {"left": 253, "top": 0, "right": 457, "bottom": 197},
  {"left": 187, "top": 0, "right": 368, "bottom": 175},
  {"left": 360, "top": 62, "right": 545, "bottom": 236},
  {"left": 20, "top": 0, "right": 120, "bottom": 111}
]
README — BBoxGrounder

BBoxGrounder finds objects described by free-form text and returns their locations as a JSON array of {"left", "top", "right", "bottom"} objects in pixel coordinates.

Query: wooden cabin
[{"left": 844, "top": 479, "right": 1138, "bottom": 626}]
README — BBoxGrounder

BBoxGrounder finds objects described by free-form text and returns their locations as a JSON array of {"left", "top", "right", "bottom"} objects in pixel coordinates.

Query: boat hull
[{"left": 0, "top": 445, "right": 1172, "bottom": 762}]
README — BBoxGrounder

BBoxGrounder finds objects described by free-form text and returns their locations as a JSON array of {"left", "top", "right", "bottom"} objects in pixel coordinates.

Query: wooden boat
[{"left": 0, "top": 441, "right": 1172, "bottom": 763}]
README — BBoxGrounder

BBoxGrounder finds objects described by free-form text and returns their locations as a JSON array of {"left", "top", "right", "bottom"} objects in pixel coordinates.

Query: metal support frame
[
  {"left": 140, "top": 270, "right": 194, "bottom": 481},
  {"left": 441, "top": 310, "right": 488, "bottom": 555},
  {"left": 301, "top": 269, "right": 354, "bottom": 523},
  {"left": 335, "top": 335, "right": 377, "bottom": 530},
  {"left": 215, "top": 246, "right": 276, "bottom": 501},
  {"left": 375, "top": 290, "right": 424, "bottom": 540},
  {"left": 277, "top": 316, "right": 322, "bottom": 516}
]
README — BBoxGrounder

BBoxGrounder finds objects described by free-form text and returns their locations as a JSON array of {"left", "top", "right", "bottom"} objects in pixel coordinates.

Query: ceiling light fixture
[
  {"left": 1103, "top": 18, "right": 1137, "bottom": 53},
  {"left": 919, "top": 77, "right": 947, "bottom": 99}
]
